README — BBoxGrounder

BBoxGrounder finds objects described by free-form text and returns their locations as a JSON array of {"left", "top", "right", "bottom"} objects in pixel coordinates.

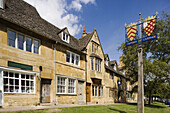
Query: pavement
[{"left": 0, "top": 103, "right": 117, "bottom": 112}]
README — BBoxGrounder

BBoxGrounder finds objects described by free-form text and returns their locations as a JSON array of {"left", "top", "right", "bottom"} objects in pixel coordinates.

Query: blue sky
[{"left": 24, "top": 0, "right": 170, "bottom": 64}]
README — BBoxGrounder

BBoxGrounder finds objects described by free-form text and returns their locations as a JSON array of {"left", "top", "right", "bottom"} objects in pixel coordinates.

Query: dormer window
[
  {"left": 62, "top": 32, "right": 69, "bottom": 43},
  {"left": 0, "top": 0, "right": 4, "bottom": 9}
]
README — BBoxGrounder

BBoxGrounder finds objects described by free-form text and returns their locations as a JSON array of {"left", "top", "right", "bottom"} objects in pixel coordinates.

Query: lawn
[{"left": 13, "top": 102, "right": 169, "bottom": 113}]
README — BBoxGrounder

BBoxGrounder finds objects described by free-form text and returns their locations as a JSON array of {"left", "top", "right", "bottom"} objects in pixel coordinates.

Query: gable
[{"left": 87, "top": 29, "right": 105, "bottom": 59}]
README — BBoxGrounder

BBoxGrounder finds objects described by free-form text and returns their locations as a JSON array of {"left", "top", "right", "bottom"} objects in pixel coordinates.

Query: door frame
[
  {"left": 78, "top": 81, "right": 85, "bottom": 104},
  {"left": 86, "top": 83, "right": 91, "bottom": 103},
  {"left": 40, "top": 78, "right": 51, "bottom": 103}
]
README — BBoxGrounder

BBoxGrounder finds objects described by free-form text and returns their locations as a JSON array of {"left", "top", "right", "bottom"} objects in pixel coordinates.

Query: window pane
[
  {"left": 3, "top": 71, "right": 8, "bottom": 77},
  {"left": 18, "top": 34, "right": 24, "bottom": 50},
  {"left": 15, "top": 73, "right": 19, "bottom": 78},
  {"left": 21, "top": 74, "right": 25, "bottom": 79},
  {"left": 76, "top": 55, "right": 79, "bottom": 65},
  {"left": 4, "top": 78, "right": 8, "bottom": 85},
  {"left": 4, "top": 86, "right": 8, "bottom": 92},
  {"left": 9, "top": 72, "right": 13, "bottom": 77},
  {"left": 63, "top": 32, "right": 65, "bottom": 40},
  {"left": 91, "top": 58, "right": 94, "bottom": 70},
  {"left": 8, "top": 30, "right": 16, "bottom": 47},
  {"left": 34, "top": 40, "right": 39, "bottom": 54},
  {"left": 66, "top": 52, "right": 70, "bottom": 63},
  {"left": 92, "top": 85, "right": 94, "bottom": 96},
  {"left": 71, "top": 54, "right": 75, "bottom": 64},
  {"left": 95, "top": 86, "right": 97, "bottom": 96},
  {"left": 26, "top": 37, "right": 32, "bottom": 52}
]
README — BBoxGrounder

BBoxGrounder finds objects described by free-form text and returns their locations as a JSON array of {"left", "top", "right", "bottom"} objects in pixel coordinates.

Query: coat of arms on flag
[
  {"left": 126, "top": 22, "right": 137, "bottom": 41},
  {"left": 143, "top": 16, "right": 156, "bottom": 36}
]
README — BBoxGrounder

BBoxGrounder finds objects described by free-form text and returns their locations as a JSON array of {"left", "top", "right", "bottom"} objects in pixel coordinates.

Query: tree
[{"left": 119, "top": 11, "right": 170, "bottom": 105}]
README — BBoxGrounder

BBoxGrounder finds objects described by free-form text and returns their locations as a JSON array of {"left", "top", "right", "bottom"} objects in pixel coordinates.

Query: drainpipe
[
  {"left": 85, "top": 54, "right": 87, "bottom": 104},
  {"left": 54, "top": 42, "right": 57, "bottom": 105}
]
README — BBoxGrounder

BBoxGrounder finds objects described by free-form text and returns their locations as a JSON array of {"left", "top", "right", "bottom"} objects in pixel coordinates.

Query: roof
[
  {"left": 79, "top": 32, "right": 94, "bottom": 50},
  {"left": 0, "top": 0, "right": 81, "bottom": 51},
  {"left": 105, "top": 64, "right": 126, "bottom": 78}
]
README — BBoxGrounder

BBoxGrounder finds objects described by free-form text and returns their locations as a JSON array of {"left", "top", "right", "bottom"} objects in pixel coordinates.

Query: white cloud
[
  {"left": 68, "top": 0, "right": 96, "bottom": 11},
  {"left": 24, "top": 0, "right": 95, "bottom": 36}
]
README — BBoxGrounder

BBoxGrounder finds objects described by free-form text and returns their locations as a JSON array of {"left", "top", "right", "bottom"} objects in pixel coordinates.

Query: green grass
[
  {"left": 12, "top": 102, "right": 169, "bottom": 113},
  {"left": 61, "top": 102, "right": 169, "bottom": 113}
]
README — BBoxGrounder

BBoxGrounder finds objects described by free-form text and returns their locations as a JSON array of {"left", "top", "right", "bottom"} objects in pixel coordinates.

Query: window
[
  {"left": 68, "top": 79, "right": 76, "bottom": 94},
  {"left": 66, "top": 51, "right": 80, "bottom": 66},
  {"left": 95, "top": 58, "right": 101, "bottom": 72},
  {"left": 92, "top": 43, "right": 98, "bottom": 54},
  {"left": 62, "top": 32, "right": 69, "bottom": 43},
  {"left": 8, "top": 30, "right": 16, "bottom": 47},
  {"left": 66, "top": 51, "right": 70, "bottom": 63},
  {"left": 99, "top": 86, "right": 101, "bottom": 96},
  {"left": 95, "top": 86, "right": 97, "bottom": 96},
  {"left": 7, "top": 29, "right": 40, "bottom": 54},
  {"left": 98, "top": 86, "right": 103, "bottom": 97},
  {"left": 34, "top": 40, "right": 39, "bottom": 54},
  {"left": 75, "top": 55, "right": 79, "bottom": 66},
  {"left": 18, "top": 34, "right": 24, "bottom": 50},
  {"left": 71, "top": 54, "right": 75, "bottom": 64},
  {"left": 26, "top": 37, "right": 32, "bottom": 52},
  {"left": 92, "top": 43, "right": 94, "bottom": 52},
  {"left": 57, "top": 77, "right": 66, "bottom": 94},
  {"left": 91, "top": 58, "right": 94, "bottom": 70},
  {"left": 0, "top": 0, "right": 4, "bottom": 9},
  {"left": 92, "top": 85, "right": 95, "bottom": 96},
  {"left": 101, "top": 87, "right": 103, "bottom": 96},
  {"left": 3, "top": 71, "right": 35, "bottom": 94},
  {"left": 57, "top": 77, "right": 76, "bottom": 94}
]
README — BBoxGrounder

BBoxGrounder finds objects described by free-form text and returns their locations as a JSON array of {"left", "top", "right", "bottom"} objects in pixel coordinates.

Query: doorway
[
  {"left": 41, "top": 79, "right": 51, "bottom": 103},
  {"left": 86, "top": 83, "right": 91, "bottom": 102},
  {"left": 78, "top": 81, "right": 84, "bottom": 104}
]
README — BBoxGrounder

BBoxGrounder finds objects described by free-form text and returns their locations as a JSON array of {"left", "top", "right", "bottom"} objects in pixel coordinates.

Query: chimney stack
[{"left": 81, "top": 26, "right": 87, "bottom": 38}]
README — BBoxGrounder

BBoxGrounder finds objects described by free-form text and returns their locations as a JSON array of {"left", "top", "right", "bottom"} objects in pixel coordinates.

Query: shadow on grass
[
  {"left": 109, "top": 108, "right": 127, "bottom": 113},
  {"left": 126, "top": 102, "right": 166, "bottom": 108}
]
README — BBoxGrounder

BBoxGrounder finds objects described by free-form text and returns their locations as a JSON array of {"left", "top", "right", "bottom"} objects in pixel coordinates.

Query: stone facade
[{"left": 0, "top": 0, "right": 128, "bottom": 107}]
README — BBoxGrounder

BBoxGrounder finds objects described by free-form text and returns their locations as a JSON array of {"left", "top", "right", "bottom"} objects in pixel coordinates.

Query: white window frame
[
  {"left": 0, "top": 0, "right": 4, "bottom": 9},
  {"left": 91, "top": 58, "right": 94, "bottom": 70},
  {"left": 7, "top": 29, "right": 41, "bottom": 55},
  {"left": 0, "top": 66, "right": 37, "bottom": 95},
  {"left": 57, "top": 77, "right": 66, "bottom": 94},
  {"left": 56, "top": 76, "right": 77, "bottom": 95},
  {"left": 62, "top": 32, "right": 70, "bottom": 43},
  {"left": 66, "top": 51, "right": 80, "bottom": 66},
  {"left": 68, "top": 79, "right": 76, "bottom": 94}
]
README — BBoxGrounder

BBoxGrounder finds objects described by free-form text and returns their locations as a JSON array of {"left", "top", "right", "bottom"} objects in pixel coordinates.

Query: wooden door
[
  {"left": 78, "top": 81, "right": 84, "bottom": 104},
  {"left": 41, "top": 79, "right": 51, "bottom": 103},
  {"left": 86, "top": 84, "right": 91, "bottom": 102}
]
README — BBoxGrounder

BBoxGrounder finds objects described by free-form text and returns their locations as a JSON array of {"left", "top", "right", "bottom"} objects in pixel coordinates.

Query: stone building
[
  {"left": 0, "top": 0, "right": 127, "bottom": 107},
  {"left": 119, "top": 56, "right": 138, "bottom": 103}
]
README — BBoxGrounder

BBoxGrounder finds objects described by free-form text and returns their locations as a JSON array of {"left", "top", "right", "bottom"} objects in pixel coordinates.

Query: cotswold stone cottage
[{"left": 0, "top": 0, "right": 128, "bottom": 107}]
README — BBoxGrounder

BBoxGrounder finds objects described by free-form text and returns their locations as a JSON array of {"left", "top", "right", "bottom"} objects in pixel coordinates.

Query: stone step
[{"left": 40, "top": 103, "right": 53, "bottom": 106}]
